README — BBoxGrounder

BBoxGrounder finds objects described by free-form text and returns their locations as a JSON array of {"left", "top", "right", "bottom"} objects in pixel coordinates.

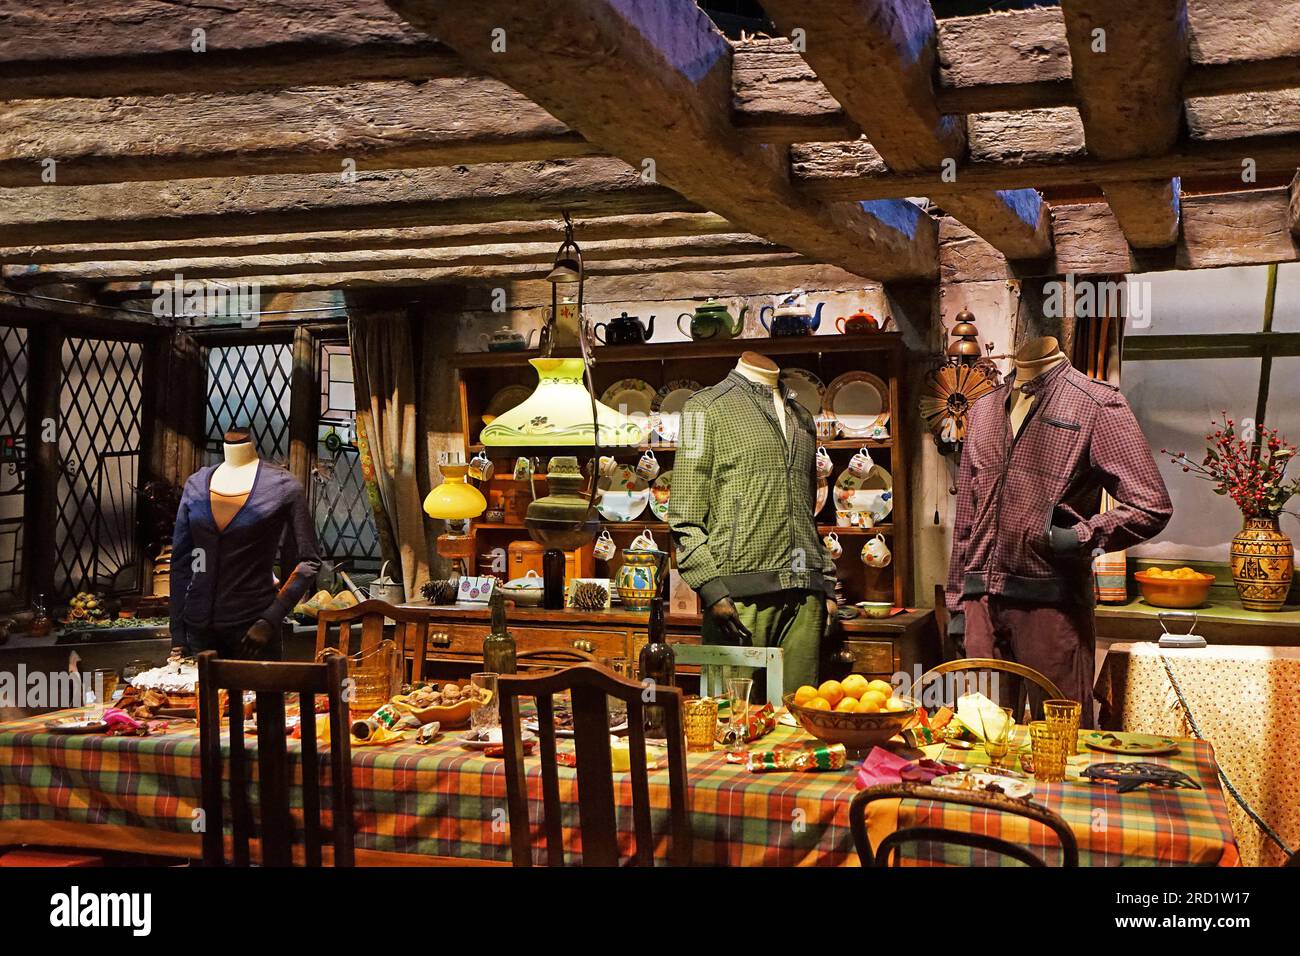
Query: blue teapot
[{"left": 758, "top": 293, "right": 823, "bottom": 337}]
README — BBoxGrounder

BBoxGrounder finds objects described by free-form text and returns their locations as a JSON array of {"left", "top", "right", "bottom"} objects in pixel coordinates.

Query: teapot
[
  {"left": 480, "top": 326, "right": 537, "bottom": 352},
  {"left": 835, "top": 309, "right": 892, "bottom": 335},
  {"left": 593, "top": 311, "right": 655, "bottom": 346},
  {"left": 758, "top": 292, "right": 823, "bottom": 337},
  {"left": 677, "top": 300, "right": 746, "bottom": 340}
]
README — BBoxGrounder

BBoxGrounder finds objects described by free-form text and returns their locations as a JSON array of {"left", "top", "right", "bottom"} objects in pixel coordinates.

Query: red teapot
[{"left": 835, "top": 309, "right": 892, "bottom": 335}]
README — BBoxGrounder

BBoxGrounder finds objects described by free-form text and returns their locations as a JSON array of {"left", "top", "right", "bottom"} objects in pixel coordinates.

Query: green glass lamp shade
[
  {"left": 423, "top": 462, "right": 487, "bottom": 520},
  {"left": 481, "top": 358, "right": 642, "bottom": 447}
]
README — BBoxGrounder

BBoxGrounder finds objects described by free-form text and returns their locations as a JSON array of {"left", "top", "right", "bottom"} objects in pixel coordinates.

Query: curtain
[{"left": 349, "top": 311, "right": 431, "bottom": 599}]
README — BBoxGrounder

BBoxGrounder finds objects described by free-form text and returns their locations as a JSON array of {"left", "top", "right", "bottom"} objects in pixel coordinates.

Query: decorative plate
[
  {"left": 824, "top": 371, "right": 889, "bottom": 437},
  {"left": 832, "top": 466, "right": 894, "bottom": 523},
  {"left": 652, "top": 380, "right": 699, "bottom": 441},
  {"left": 483, "top": 384, "right": 532, "bottom": 420},
  {"left": 780, "top": 368, "right": 824, "bottom": 416},
  {"left": 1084, "top": 731, "right": 1180, "bottom": 756},
  {"left": 650, "top": 470, "right": 673, "bottom": 520},
  {"left": 596, "top": 465, "right": 650, "bottom": 522},
  {"left": 601, "top": 378, "right": 656, "bottom": 441},
  {"left": 815, "top": 478, "right": 828, "bottom": 516}
]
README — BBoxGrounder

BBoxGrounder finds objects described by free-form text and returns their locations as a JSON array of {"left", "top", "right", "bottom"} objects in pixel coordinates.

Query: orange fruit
[
  {"left": 861, "top": 690, "right": 888, "bottom": 711},
  {"left": 841, "top": 674, "right": 870, "bottom": 700},
  {"left": 793, "top": 684, "right": 819, "bottom": 707},
  {"left": 855, "top": 696, "right": 880, "bottom": 714},
  {"left": 885, "top": 696, "right": 909, "bottom": 712},
  {"left": 834, "top": 696, "right": 858, "bottom": 713},
  {"left": 867, "top": 679, "right": 894, "bottom": 699},
  {"left": 818, "top": 680, "right": 845, "bottom": 707},
  {"left": 805, "top": 697, "right": 832, "bottom": 711}
]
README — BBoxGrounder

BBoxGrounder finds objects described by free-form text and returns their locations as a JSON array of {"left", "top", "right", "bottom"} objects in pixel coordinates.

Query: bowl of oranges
[
  {"left": 784, "top": 675, "right": 919, "bottom": 755},
  {"left": 1134, "top": 566, "right": 1215, "bottom": 608}
]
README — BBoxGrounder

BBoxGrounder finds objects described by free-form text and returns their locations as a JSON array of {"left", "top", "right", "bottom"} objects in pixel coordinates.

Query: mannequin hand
[
  {"left": 706, "top": 598, "right": 753, "bottom": 643},
  {"left": 824, "top": 598, "right": 838, "bottom": 637},
  {"left": 240, "top": 619, "right": 275, "bottom": 659}
]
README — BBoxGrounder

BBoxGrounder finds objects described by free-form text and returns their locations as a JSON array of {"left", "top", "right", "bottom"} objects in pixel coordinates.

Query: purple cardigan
[{"left": 169, "top": 463, "right": 321, "bottom": 641}]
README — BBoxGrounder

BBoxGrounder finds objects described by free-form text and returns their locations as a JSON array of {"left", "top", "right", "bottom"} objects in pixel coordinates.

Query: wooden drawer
[
  {"left": 424, "top": 623, "right": 630, "bottom": 660},
  {"left": 840, "top": 639, "right": 897, "bottom": 678}
]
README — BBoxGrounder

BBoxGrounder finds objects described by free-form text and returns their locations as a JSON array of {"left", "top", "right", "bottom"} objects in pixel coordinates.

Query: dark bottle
[
  {"left": 542, "top": 548, "right": 566, "bottom": 610},
  {"left": 482, "top": 587, "right": 517, "bottom": 674},
  {"left": 637, "top": 592, "right": 675, "bottom": 739}
]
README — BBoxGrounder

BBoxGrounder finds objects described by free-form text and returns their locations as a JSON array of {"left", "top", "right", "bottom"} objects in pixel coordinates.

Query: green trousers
[{"left": 701, "top": 590, "right": 826, "bottom": 694}]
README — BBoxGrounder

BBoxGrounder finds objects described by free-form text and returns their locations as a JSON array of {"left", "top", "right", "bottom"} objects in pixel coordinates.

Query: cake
[{"left": 115, "top": 661, "right": 199, "bottom": 717}]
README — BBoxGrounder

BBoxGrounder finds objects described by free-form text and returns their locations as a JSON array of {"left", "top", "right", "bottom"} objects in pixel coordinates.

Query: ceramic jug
[{"left": 615, "top": 547, "right": 666, "bottom": 611}]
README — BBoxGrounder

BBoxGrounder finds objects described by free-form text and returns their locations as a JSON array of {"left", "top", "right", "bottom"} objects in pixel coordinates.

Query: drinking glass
[
  {"left": 682, "top": 697, "right": 720, "bottom": 753},
  {"left": 1029, "top": 720, "right": 1069, "bottom": 783},
  {"left": 470, "top": 672, "right": 499, "bottom": 737},
  {"left": 724, "top": 676, "right": 753, "bottom": 758},
  {"left": 602, "top": 657, "right": 630, "bottom": 728},
  {"left": 1043, "top": 699, "right": 1082, "bottom": 755},
  {"left": 983, "top": 706, "right": 1016, "bottom": 769}
]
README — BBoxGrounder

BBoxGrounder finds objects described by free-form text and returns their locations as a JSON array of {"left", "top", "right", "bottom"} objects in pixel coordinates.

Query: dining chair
[
  {"left": 915, "top": 658, "right": 1064, "bottom": 722},
  {"left": 672, "top": 643, "right": 784, "bottom": 707},
  {"left": 197, "top": 651, "right": 354, "bottom": 866},
  {"left": 515, "top": 646, "right": 600, "bottom": 670},
  {"left": 497, "top": 663, "right": 691, "bottom": 866},
  {"left": 849, "top": 782, "right": 1079, "bottom": 867},
  {"left": 316, "top": 599, "right": 434, "bottom": 683}
]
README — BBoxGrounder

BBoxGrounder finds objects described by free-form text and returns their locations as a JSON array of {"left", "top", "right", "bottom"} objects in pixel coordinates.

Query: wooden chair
[
  {"left": 515, "top": 646, "right": 600, "bottom": 671},
  {"left": 316, "top": 599, "right": 433, "bottom": 683},
  {"left": 916, "top": 658, "right": 1064, "bottom": 722},
  {"left": 673, "top": 643, "right": 784, "bottom": 707},
  {"left": 497, "top": 663, "right": 691, "bottom": 866},
  {"left": 850, "top": 782, "right": 1079, "bottom": 867},
  {"left": 197, "top": 651, "right": 354, "bottom": 866}
]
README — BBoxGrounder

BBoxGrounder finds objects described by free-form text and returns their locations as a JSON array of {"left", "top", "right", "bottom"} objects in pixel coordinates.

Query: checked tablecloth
[{"left": 0, "top": 712, "right": 1237, "bottom": 866}]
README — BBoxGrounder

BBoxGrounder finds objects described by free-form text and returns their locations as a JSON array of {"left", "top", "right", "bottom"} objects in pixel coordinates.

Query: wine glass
[
  {"left": 470, "top": 672, "right": 499, "bottom": 739},
  {"left": 724, "top": 676, "right": 753, "bottom": 758},
  {"left": 983, "top": 706, "right": 1016, "bottom": 769}
]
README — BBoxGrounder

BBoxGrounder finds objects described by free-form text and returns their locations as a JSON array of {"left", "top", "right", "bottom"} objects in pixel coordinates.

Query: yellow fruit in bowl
[
  {"left": 835, "top": 697, "right": 858, "bottom": 713},
  {"left": 885, "top": 696, "right": 910, "bottom": 712},
  {"left": 805, "top": 697, "right": 832, "bottom": 711},
  {"left": 793, "top": 684, "right": 819, "bottom": 707},
  {"left": 861, "top": 690, "right": 888, "bottom": 711},
  {"left": 855, "top": 696, "right": 881, "bottom": 714},
  {"left": 867, "top": 679, "right": 894, "bottom": 698},
  {"left": 818, "top": 680, "right": 845, "bottom": 708},
  {"left": 841, "top": 674, "right": 870, "bottom": 700}
]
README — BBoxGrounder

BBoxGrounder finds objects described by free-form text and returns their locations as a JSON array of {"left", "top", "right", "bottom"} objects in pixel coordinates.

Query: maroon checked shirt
[{"left": 945, "top": 362, "right": 1172, "bottom": 629}]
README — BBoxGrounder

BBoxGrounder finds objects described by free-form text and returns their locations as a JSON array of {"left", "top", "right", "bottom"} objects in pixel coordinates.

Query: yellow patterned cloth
[{"left": 1095, "top": 642, "right": 1300, "bottom": 866}]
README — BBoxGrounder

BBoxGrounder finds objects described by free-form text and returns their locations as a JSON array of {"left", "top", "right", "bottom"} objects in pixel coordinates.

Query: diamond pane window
[
  {"left": 0, "top": 325, "right": 28, "bottom": 606},
  {"left": 204, "top": 343, "right": 292, "bottom": 466},
  {"left": 54, "top": 337, "right": 144, "bottom": 596}
]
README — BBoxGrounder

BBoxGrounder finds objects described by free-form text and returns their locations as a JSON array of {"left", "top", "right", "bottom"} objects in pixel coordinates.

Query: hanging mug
[
  {"left": 815, "top": 446, "right": 834, "bottom": 479},
  {"left": 861, "top": 533, "right": 892, "bottom": 568},
  {"left": 822, "top": 532, "right": 843, "bottom": 559},
  {"left": 628, "top": 529, "right": 658, "bottom": 552},
  {"left": 814, "top": 413, "right": 840, "bottom": 439},
  {"left": 513, "top": 456, "right": 536, "bottom": 480},
  {"left": 468, "top": 451, "right": 494, "bottom": 482},
  {"left": 835, "top": 510, "right": 854, "bottom": 528},
  {"left": 635, "top": 449, "right": 660, "bottom": 481},
  {"left": 848, "top": 447, "right": 875, "bottom": 479},
  {"left": 593, "top": 529, "right": 617, "bottom": 561}
]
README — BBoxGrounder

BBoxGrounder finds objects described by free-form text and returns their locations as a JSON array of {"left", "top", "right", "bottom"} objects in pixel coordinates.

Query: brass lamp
[{"left": 423, "top": 457, "right": 487, "bottom": 579}]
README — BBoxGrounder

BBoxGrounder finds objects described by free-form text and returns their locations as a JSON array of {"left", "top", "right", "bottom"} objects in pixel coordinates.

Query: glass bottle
[
  {"left": 637, "top": 591, "right": 675, "bottom": 739},
  {"left": 482, "top": 587, "right": 517, "bottom": 675},
  {"left": 30, "top": 593, "right": 52, "bottom": 637}
]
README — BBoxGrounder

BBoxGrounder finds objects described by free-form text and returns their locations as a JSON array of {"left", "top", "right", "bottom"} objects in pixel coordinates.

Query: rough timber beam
[
  {"left": 0, "top": 213, "right": 737, "bottom": 266},
  {"left": 1060, "top": 0, "right": 1187, "bottom": 249},
  {"left": 762, "top": 0, "right": 1050, "bottom": 261},
  {"left": 2, "top": 234, "right": 788, "bottom": 286},
  {"left": 0, "top": 159, "right": 698, "bottom": 247},
  {"left": 385, "top": 0, "right": 936, "bottom": 281}
]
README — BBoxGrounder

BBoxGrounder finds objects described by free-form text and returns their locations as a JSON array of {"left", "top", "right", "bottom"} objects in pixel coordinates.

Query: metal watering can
[{"left": 368, "top": 560, "right": 405, "bottom": 604}]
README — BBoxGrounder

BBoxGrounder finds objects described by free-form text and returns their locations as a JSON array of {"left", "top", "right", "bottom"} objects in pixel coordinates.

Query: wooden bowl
[
  {"left": 783, "top": 693, "right": 918, "bottom": 755},
  {"left": 1134, "top": 569, "right": 1214, "bottom": 608}
]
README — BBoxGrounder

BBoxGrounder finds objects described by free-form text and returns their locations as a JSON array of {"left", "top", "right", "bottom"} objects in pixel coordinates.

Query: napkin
[
  {"left": 855, "top": 746, "right": 960, "bottom": 788},
  {"left": 956, "top": 692, "right": 1010, "bottom": 742}
]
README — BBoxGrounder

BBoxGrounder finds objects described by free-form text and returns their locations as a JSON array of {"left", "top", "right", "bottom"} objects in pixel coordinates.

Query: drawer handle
[
  {"left": 430, "top": 632, "right": 452, "bottom": 648},
  {"left": 834, "top": 649, "right": 855, "bottom": 664},
  {"left": 572, "top": 639, "right": 595, "bottom": 653}
]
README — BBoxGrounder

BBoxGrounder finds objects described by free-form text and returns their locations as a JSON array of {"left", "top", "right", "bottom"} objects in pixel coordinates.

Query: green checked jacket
[{"left": 668, "top": 370, "right": 836, "bottom": 608}]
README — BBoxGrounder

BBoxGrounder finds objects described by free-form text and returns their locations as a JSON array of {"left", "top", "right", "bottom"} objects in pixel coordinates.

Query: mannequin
[
  {"left": 170, "top": 428, "right": 321, "bottom": 660},
  {"left": 668, "top": 353, "right": 837, "bottom": 690},
  {"left": 945, "top": 337, "right": 1171, "bottom": 723}
]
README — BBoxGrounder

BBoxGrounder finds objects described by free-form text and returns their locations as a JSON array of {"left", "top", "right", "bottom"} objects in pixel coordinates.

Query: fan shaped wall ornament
[{"left": 921, "top": 362, "right": 999, "bottom": 448}]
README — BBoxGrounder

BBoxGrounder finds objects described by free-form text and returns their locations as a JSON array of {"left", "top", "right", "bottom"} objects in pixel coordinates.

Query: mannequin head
[
  {"left": 222, "top": 427, "right": 259, "bottom": 467},
  {"left": 736, "top": 351, "right": 780, "bottom": 388}
]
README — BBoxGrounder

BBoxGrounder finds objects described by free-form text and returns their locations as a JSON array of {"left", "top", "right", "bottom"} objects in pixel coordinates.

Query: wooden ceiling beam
[
  {"left": 1060, "top": 0, "right": 1187, "bottom": 249},
  {"left": 762, "top": 0, "right": 1051, "bottom": 261},
  {"left": 0, "top": 158, "right": 698, "bottom": 246},
  {"left": 2, "top": 234, "right": 788, "bottom": 286},
  {"left": 384, "top": 0, "right": 936, "bottom": 281},
  {"left": 0, "top": 212, "right": 738, "bottom": 265}
]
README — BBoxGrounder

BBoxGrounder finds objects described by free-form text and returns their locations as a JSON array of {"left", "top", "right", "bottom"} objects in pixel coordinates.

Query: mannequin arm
[
  {"left": 944, "top": 424, "right": 979, "bottom": 636},
  {"left": 256, "top": 480, "right": 322, "bottom": 627},
  {"left": 668, "top": 404, "right": 729, "bottom": 607},
  {"left": 168, "top": 494, "right": 194, "bottom": 651},
  {"left": 1066, "top": 398, "right": 1173, "bottom": 554}
]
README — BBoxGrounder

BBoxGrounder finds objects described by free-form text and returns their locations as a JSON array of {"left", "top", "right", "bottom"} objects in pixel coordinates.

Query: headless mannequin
[
  {"left": 709, "top": 352, "right": 835, "bottom": 644},
  {"left": 214, "top": 429, "right": 274, "bottom": 656},
  {"left": 1009, "top": 336, "right": 1070, "bottom": 436}
]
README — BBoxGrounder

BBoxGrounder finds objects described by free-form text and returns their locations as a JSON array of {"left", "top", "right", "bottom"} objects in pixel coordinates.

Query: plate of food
[
  {"left": 596, "top": 465, "right": 650, "bottom": 522},
  {"left": 524, "top": 709, "right": 629, "bottom": 738},
  {"left": 1084, "top": 731, "right": 1180, "bottom": 756},
  {"left": 44, "top": 714, "right": 109, "bottom": 735},
  {"left": 931, "top": 771, "right": 1035, "bottom": 800},
  {"left": 457, "top": 727, "right": 538, "bottom": 751}
]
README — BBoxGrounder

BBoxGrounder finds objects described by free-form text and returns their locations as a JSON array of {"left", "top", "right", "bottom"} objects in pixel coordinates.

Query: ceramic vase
[
  {"left": 615, "top": 549, "right": 664, "bottom": 611},
  {"left": 1230, "top": 517, "right": 1294, "bottom": 611}
]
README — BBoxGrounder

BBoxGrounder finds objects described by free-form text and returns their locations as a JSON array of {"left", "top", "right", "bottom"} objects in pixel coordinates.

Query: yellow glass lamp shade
[
  {"left": 423, "top": 463, "right": 487, "bottom": 521},
  {"left": 481, "top": 358, "right": 642, "bottom": 447}
]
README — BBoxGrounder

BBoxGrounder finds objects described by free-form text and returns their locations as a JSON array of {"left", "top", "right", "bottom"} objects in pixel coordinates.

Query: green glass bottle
[{"left": 482, "top": 587, "right": 517, "bottom": 674}]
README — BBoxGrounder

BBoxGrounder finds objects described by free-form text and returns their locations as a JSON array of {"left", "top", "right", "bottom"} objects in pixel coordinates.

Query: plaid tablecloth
[{"left": 0, "top": 712, "right": 1237, "bottom": 866}]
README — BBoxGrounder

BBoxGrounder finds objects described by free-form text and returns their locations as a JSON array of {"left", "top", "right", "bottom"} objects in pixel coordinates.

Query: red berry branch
[{"left": 1162, "top": 413, "right": 1300, "bottom": 520}]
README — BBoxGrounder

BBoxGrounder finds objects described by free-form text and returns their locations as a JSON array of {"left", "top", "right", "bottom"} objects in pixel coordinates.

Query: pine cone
[
  {"left": 570, "top": 581, "right": 609, "bottom": 612},
  {"left": 421, "top": 579, "right": 457, "bottom": 605}
]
